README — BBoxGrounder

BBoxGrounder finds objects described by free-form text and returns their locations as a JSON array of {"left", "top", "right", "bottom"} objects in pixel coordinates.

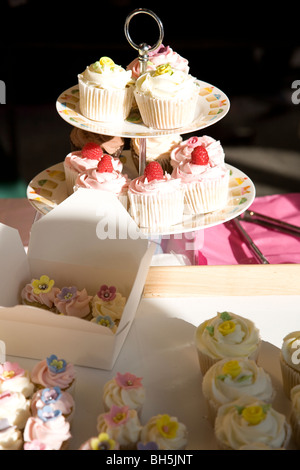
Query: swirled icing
[
  {"left": 92, "top": 292, "right": 126, "bottom": 321},
  {"left": 195, "top": 312, "right": 260, "bottom": 360},
  {"left": 75, "top": 168, "right": 129, "bottom": 195},
  {"left": 65, "top": 150, "right": 123, "bottom": 174},
  {"left": 129, "top": 173, "right": 182, "bottom": 196},
  {"left": 202, "top": 358, "right": 274, "bottom": 406},
  {"left": 170, "top": 136, "right": 225, "bottom": 169},
  {"left": 215, "top": 396, "right": 290, "bottom": 449},
  {"left": 0, "top": 391, "right": 31, "bottom": 429},
  {"left": 97, "top": 407, "right": 142, "bottom": 449},
  {"left": 281, "top": 331, "right": 300, "bottom": 372},
  {"left": 134, "top": 68, "right": 197, "bottom": 100},
  {"left": 31, "top": 388, "right": 75, "bottom": 418},
  {"left": 131, "top": 135, "right": 182, "bottom": 162},
  {"left": 0, "top": 363, "right": 34, "bottom": 398},
  {"left": 54, "top": 288, "right": 92, "bottom": 318},
  {"left": 0, "top": 423, "right": 22, "bottom": 450},
  {"left": 79, "top": 62, "right": 132, "bottom": 90},
  {"left": 103, "top": 373, "right": 145, "bottom": 412},
  {"left": 21, "top": 283, "right": 60, "bottom": 309},
  {"left": 30, "top": 359, "right": 75, "bottom": 391},
  {"left": 23, "top": 415, "right": 71, "bottom": 450},
  {"left": 140, "top": 415, "right": 188, "bottom": 450},
  {"left": 127, "top": 45, "right": 189, "bottom": 79}
]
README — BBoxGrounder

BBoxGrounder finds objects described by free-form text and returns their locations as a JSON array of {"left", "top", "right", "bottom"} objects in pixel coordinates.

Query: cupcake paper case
[{"left": 280, "top": 331, "right": 300, "bottom": 397}]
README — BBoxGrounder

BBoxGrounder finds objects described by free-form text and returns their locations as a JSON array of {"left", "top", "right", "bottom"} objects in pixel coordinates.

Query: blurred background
[{"left": 0, "top": 0, "right": 299, "bottom": 197}]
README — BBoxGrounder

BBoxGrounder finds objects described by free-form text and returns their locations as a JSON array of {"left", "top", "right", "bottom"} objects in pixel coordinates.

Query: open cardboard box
[{"left": 0, "top": 189, "right": 155, "bottom": 369}]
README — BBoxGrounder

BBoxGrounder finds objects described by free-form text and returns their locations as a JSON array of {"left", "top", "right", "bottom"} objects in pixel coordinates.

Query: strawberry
[
  {"left": 81, "top": 142, "right": 103, "bottom": 160},
  {"left": 97, "top": 154, "right": 114, "bottom": 173},
  {"left": 144, "top": 161, "right": 164, "bottom": 182},
  {"left": 191, "top": 145, "right": 209, "bottom": 165}
]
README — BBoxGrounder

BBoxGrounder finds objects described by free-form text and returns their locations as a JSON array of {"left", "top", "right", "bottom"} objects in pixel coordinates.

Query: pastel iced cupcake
[
  {"left": 21, "top": 275, "right": 60, "bottom": 312},
  {"left": 79, "top": 432, "right": 120, "bottom": 450},
  {"left": 69, "top": 128, "right": 124, "bottom": 158},
  {"left": 30, "top": 355, "right": 76, "bottom": 395},
  {"left": 0, "top": 391, "right": 31, "bottom": 430},
  {"left": 64, "top": 142, "right": 123, "bottom": 195},
  {"left": 202, "top": 358, "right": 275, "bottom": 424},
  {"left": 0, "top": 361, "right": 34, "bottom": 398},
  {"left": 170, "top": 135, "right": 225, "bottom": 169},
  {"left": 214, "top": 396, "right": 291, "bottom": 450},
  {"left": 97, "top": 405, "right": 142, "bottom": 450},
  {"left": 195, "top": 311, "right": 261, "bottom": 376},
  {"left": 134, "top": 64, "right": 199, "bottom": 130},
  {"left": 0, "top": 419, "right": 23, "bottom": 450},
  {"left": 91, "top": 284, "right": 126, "bottom": 323},
  {"left": 23, "top": 406, "right": 71, "bottom": 450},
  {"left": 130, "top": 135, "right": 182, "bottom": 173},
  {"left": 128, "top": 161, "right": 184, "bottom": 229},
  {"left": 54, "top": 286, "right": 92, "bottom": 320},
  {"left": 127, "top": 44, "right": 189, "bottom": 80},
  {"left": 171, "top": 137, "right": 229, "bottom": 214},
  {"left": 31, "top": 387, "right": 75, "bottom": 424},
  {"left": 78, "top": 56, "right": 134, "bottom": 122},
  {"left": 102, "top": 372, "right": 145, "bottom": 415},
  {"left": 139, "top": 414, "right": 188, "bottom": 450},
  {"left": 280, "top": 331, "right": 300, "bottom": 397}
]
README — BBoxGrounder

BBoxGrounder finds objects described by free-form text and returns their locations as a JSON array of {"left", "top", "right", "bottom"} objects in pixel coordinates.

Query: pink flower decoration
[
  {"left": 97, "top": 285, "right": 116, "bottom": 302},
  {"left": 0, "top": 362, "right": 24, "bottom": 381},
  {"left": 104, "top": 405, "right": 130, "bottom": 428},
  {"left": 115, "top": 372, "right": 143, "bottom": 390},
  {"left": 24, "top": 440, "right": 50, "bottom": 450}
]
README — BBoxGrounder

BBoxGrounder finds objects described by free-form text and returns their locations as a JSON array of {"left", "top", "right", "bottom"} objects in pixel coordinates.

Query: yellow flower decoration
[
  {"left": 32, "top": 275, "right": 54, "bottom": 295},
  {"left": 222, "top": 360, "right": 241, "bottom": 379},
  {"left": 218, "top": 320, "right": 236, "bottom": 336},
  {"left": 242, "top": 405, "right": 266, "bottom": 426},
  {"left": 156, "top": 414, "right": 178, "bottom": 439},
  {"left": 154, "top": 63, "right": 173, "bottom": 76},
  {"left": 99, "top": 56, "right": 115, "bottom": 68},
  {"left": 90, "top": 433, "right": 116, "bottom": 450}
]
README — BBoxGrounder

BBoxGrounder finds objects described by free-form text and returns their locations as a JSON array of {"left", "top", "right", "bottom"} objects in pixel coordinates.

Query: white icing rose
[
  {"left": 281, "top": 331, "right": 300, "bottom": 372},
  {"left": 79, "top": 57, "right": 133, "bottom": 90}
]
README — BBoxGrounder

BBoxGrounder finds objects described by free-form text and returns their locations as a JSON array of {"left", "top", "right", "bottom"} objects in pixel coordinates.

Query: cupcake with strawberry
[
  {"left": 64, "top": 142, "right": 123, "bottom": 196},
  {"left": 74, "top": 154, "right": 130, "bottom": 208},
  {"left": 171, "top": 135, "right": 229, "bottom": 214},
  {"left": 128, "top": 161, "right": 184, "bottom": 229}
]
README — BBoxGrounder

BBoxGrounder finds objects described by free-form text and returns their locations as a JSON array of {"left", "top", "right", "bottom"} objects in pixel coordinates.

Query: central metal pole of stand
[{"left": 138, "top": 42, "right": 149, "bottom": 176}]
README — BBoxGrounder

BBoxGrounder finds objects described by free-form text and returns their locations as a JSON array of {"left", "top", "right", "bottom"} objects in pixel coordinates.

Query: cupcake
[
  {"left": 0, "top": 361, "right": 34, "bottom": 398},
  {"left": 280, "top": 331, "right": 300, "bottom": 397},
  {"left": 0, "top": 419, "right": 23, "bottom": 450},
  {"left": 134, "top": 64, "right": 199, "bottom": 130},
  {"left": 214, "top": 396, "right": 291, "bottom": 450},
  {"left": 130, "top": 135, "right": 182, "bottom": 173},
  {"left": 128, "top": 161, "right": 184, "bottom": 229},
  {"left": 30, "top": 354, "right": 76, "bottom": 395},
  {"left": 289, "top": 384, "right": 300, "bottom": 448},
  {"left": 74, "top": 155, "right": 130, "bottom": 209},
  {"left": 127, "top": 44, "right": 189, "bottom": 80},
  {"left": 96, "top": 405, "right": 142, "bottom": 450},
  {"left": 139, "top": 414, "right": 188, "bottom": 450},
  {"left": 102, "top": 372, "right": 145, "bottom": 415},
  {"left": 79, "top": 432, "right": 120, "bottom": 450},
  {"left": 91, "top": 284, "right": 126, "bottom": 323},
  {"left": 70, "top": 128, "right": 124, "bottom": 157},
  {"left": 171, "top": 136, "right": 229, "bottom": 214},
  {"left": 21, "top": 275, "right": 60, "bottom": 312},
  {"left": 78, "top": 56, "right": 134, "bottom": 122},
  {"left": 54, "top": 286, "right": 92, "bottom": 320},
  {"left": 23, "top": 439, "right": 52, "bottom": 450},
  {"left": 30, "top": 387, "right": 75, "bottom": 424},
  {"left": 0, "top": 391, "right": 31, "bottom": 430},
  {"left": 64, "top": 142, "right": 123, "bottom": 195},
  {"left": 23, "top": 406, "right": 71, "bottom": 450},
  {"left": 195, "top": 311, "right": 261, "bottom": 376},
  {"left": 202, "top": 357, "right": 275, "bottom": 424}
]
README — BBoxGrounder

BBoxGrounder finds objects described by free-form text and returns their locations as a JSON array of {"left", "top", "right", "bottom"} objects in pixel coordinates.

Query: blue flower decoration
[
  {"left": 38, "top": 405, "right": 62, "bottom": 422},
  {"left": 41, "top": 387, "right": 62, "bottom": 405},
  {"left": 95, "top": 315, "right": 115, "bottom": 329},
  {"left": 137, "top": 441, "right": 159, "bottom": 450},
  {"left": 46, "top": 355, "right": 67, "bottom": 374},
  {"left": 57, "top": 286, "right": 77, "bottom": 302}
]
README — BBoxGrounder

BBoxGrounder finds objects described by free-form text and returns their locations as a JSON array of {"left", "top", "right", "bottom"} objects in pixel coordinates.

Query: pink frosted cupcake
[
  {"left": 97, "top": 405, "right": 142, "bottom": 450},
  {"left": 79, "top": 432, "right": 120, "bottom": 450},
  {"left": 171, "top": 136, "right": 229, "bottom": 214},
  {"left": 170, "top": 135, "right": 224, "bottom": 169},
  {"left": 23, "top": 405, "right": 71, "bottom": 450},
  {"left": 31, "top": 387, "right": 75, "bottom": 423},
  {"left": 54, "top": 286, "right": 92, "bottom": 320},
  {"left": 21, "top": 275, "right": 60, "bottom": 312},
  {"left": 64, "top": 142, "right": 123, "bottom": 195},
  {"left": 0, "top": 361, "right": 34, "bottom": 398},
  {"left": 30, "top": 355, "right": 76, "bottom": 395},
  {"left": 128, "top": 161, "right": 184, "bottom": 229},
  {"left": 127, "top": 44, "right": 189, "bottom": 80}
]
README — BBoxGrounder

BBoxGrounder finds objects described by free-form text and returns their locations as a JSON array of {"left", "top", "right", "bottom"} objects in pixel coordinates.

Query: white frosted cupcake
[
  {"left": 130, "top": 135, "right": 182, "bottom": 173},
  {"left": 134, "top": 64, "right": 199, "bottom": 129},
  {"left": 78, "top": 56, "right": 134, "bottom": 122},
  {"left": 97, "top": 405, "right": 142, "bottom": 450},
  {"left": 202, "top": 357, "right": 275, "bottom": 424},
  {"left": 0, "top": 361, "right": 34, "bottom": 398},
  {"left": 280, "top": 331, "right": 300, "bottom": 398},
  {"left": 128, "top": 161, "right": 184, "bottom": 229},
  {"left": 0, "top": 419, "right": 23, "bottom": 450},
  {"left": 102, "top": 372, "right": 145, "bottom": 415},
  {"left": 171, "top": 136, "right": 229, "bottom": 214},
  {"left": 215, "top": 396, "right": 291, "bottom": 450},
  {"left": 195, "top": 311, "right": 261, "bottom": 376},
  {"left": 0, "top": 391, "right": 31, "bottom": 430},
  {"left": 139, "top": 414, "right": 188, "bottom": 450}
]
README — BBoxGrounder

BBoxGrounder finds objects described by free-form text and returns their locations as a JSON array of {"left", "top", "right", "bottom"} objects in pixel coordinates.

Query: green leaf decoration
[
  {"left": 219, "top": 311, "right": 232, "bottom": 322},
  {"left": 216, "top": 374, "right": 227, "bottom": 381},
  {"left": 236, "top": 374, "right": 253, "bottom": 383},
  {"left": 205, "top": 325, "right": 214, "bottom": 336},
  {"left": 235, "top": 405, "right": 245, "bottom": 415}
]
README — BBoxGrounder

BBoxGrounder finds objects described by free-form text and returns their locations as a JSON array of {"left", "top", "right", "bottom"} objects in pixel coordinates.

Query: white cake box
[{"left": 0, "top": 189, "right": 155, "bottom": 370}]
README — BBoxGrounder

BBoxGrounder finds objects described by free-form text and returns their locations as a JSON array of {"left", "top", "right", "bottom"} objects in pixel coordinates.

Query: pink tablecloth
[
  {"left": 0, "top": 194, "right": 300, "bottom": 265},
  {"left": 163, "top": 193, "right": 300, "bottom": 265}
]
